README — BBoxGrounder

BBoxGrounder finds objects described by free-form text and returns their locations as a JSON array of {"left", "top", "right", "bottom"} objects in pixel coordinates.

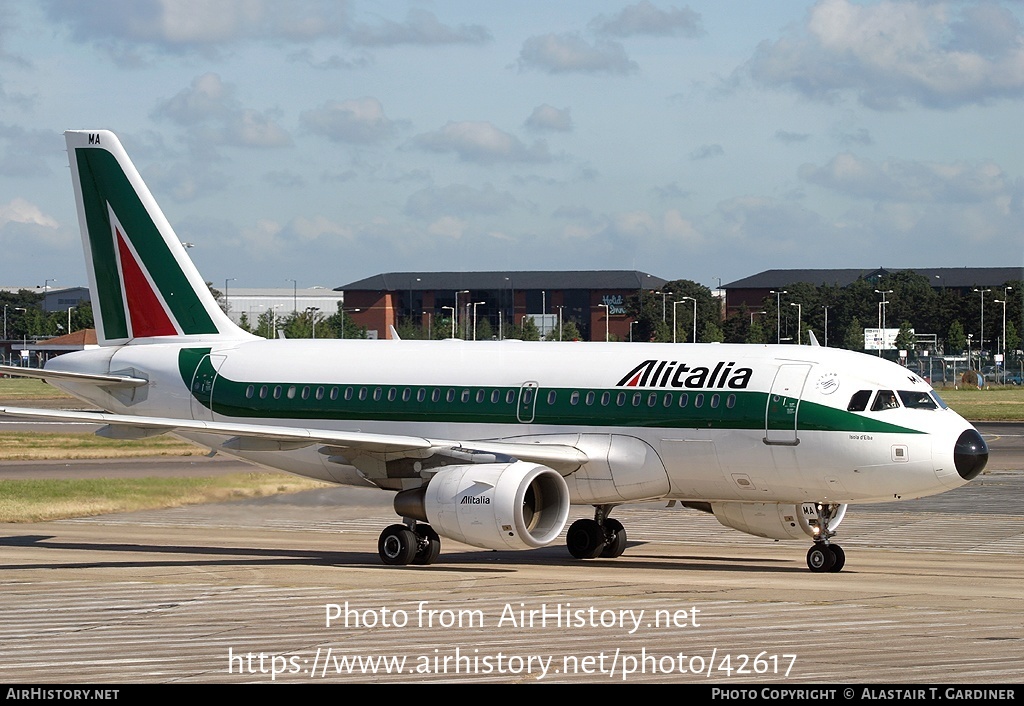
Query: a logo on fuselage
[{"left": 616, "top": 359, "right": 753, "bottom": 389}]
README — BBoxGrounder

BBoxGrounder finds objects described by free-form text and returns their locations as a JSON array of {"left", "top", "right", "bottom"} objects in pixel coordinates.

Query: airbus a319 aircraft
[{"left": 0, "top": 130, "right": 989, "bottom": 572}]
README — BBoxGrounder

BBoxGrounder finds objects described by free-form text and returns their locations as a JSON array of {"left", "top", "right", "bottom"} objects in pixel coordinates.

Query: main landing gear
[
  {"left": 566, "top": 505, "right": 627, "bottom": 559},
  {"left": 805, "top": 502, "right": 845, "bottom": 573},
  {"left": 378, "top": 522, "right": 440, "bottom": 566}
]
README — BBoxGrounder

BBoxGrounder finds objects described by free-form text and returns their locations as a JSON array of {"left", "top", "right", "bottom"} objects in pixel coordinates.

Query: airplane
[{"left": 0, "top": 130, "right": 989, "bottom": 572}]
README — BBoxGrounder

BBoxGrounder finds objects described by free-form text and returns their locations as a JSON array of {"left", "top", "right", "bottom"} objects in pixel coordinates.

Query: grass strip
[{"left": 0, "top": 472, "right": 328, "bottom": 522}]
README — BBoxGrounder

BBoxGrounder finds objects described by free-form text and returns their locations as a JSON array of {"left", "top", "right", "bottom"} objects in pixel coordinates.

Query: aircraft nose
[{"left": 953, "top": 428, "right": 988, "bottom": 480}]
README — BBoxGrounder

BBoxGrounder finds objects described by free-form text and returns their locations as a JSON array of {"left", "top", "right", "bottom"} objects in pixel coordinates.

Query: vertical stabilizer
[{"left": 65, "top": 130, "right": 251, "bottom": 346}]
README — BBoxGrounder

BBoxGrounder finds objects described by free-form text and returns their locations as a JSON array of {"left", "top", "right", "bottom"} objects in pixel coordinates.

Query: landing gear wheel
[
  {"left": 567, "top": 519, "right": 604, "bottom": 559},
  {"left": 378, "top": 524, "right": 417, "bottom": 565},
  {"left": 806, "top": 543, "right": 836, "bottom": 573},
  {"left": 827, "top": 544, "right": 845, "bottom": 573},
  {"left": 600, "top": 518, "right": 627, "bottom": 558},
  {"left": 412, "top": 525, "right": 441, "bottom": 565}
]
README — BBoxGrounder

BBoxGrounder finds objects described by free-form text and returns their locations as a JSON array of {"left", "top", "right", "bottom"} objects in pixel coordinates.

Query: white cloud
[
  {"left": 800, "top": 154, "right": 1013, "bottom": 203},
  {"left": 517, "top": 33, "right": 638, "bottom": 75},
  {"left": 153, "top": 73, "right": 291, "bottom": 148},
  {"left": 747, "top": 0, "right": 1024, "bottom": 109},
  {"left": 412, "top": 122, "right": 551, "bottom": 164},
  {"left": 524, "top": 105, "right": 573, "bottom": 132},
  {"left": 347, "top": 9, "right": 490, "bottom": 46},
  {"left": 45, "top": 0, "right": 347, "bottom": 49},
  {"left": 589, "top": 2, "right": 704, "bottom": 38},
  {"left": 404, "top": 184, "right": 517, "bottom": 218},
  {"left": 0, "top": 197, "right": 58, "bottom": 228},
  {"left": 301, "top": 98, "right": 401, "bottom": 144}
]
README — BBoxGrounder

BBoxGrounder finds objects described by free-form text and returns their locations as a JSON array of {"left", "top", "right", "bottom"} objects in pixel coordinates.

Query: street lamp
[
  {"left": 339, "top": 307, "right": 361, "bottom": 339},
  {"left": 874, "top": 289, "right": 893, "bottom": 357},
  {"left": 441, "top": 306, "right": 456, "bottom": 339},
  {"left": 67, "top": 306, "right": 75, "bottom": 334},
  {"left": 681, "top": 296, "right": 697, "bottom": 343},
  {"left": 672, "top": 300, "right": 684, "bottom": 344},
  {"left": 471, "top": 301, "right": 485, "bottom": 340},
  {"left": 790, "top": 302, "right": 802, "bottom": 345},
  {"left": 598, "top": 303, "right": 609, "bottom": 342},
  {"left": 974, "top": 288, "right": 991, "bottom": 365},
  {"left": 306, "top": 307, "right": 320, "bottom": 339},
  {"left": 556, "top": 305, "right": 564, "bottom": 341},
  {"left": 456, "top": 290, "right": 469, "bottom": 339},
  {"left": 770, "top": 290, "right": 787, "bottom": 344},
  {"left": 225, "top": 277, "right": 236, "bottom": 314},
  {"left": 286, "top": 279, "right": 297, "bottom": 313},
  {"left": 995, "top": 288, "right": 1012, "bottom": 370},
  {"left": 629, "top": 320, "right": 637, "bottom": 342},
  {"left": 822, "top": 305, "right": 830, "bottom": 347}
]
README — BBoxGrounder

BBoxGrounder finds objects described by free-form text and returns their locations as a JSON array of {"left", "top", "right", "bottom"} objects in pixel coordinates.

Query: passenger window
[
  {"left": 585, "top": 391, "right": 595, "bottom": 406},
  {"left": 547, "top": 391, "right": 557, "bottom": 405},
  {"left": 417, "top": 388, "right": 426, "bottom": 402},
  {"left": 662, "top": 393, "right": 672, "bottom": 407},
  {"left": 710, "top": 394, "right": 720, "bottom": 409},
  {"left": 601, "top": 392, "right": 610, "bottom": 406},
  {"left": 476, "top": 390, "right": 485, "bottom": 403},
  {"left": 570, "top": 391, "right": 580, "bottom": 406},
  {"left": 315, "top": 387, "right": 324, "bottom": 400},
  {"left": 491, "top": 390, "right": 500, "bottom": 404},
  {"left": 847, "top": 390, "right": 871, "bottom": 412},
  {"left": 871, "top": 390, "right": 899, "bottom": 411},
  {"left": 678, "top": 393, "right": 688, "bottom": 408},
  {"left": 387, "top": 388, "right": 397, "bottom": 402},
  {"left": 446, "top": 389, "right": 456, "bottom": 403},
  {"left": 461, "top": 389, "right": 470, "bottom": 403},
  {"left": 726, "top": 394, "right": 736, "bottom": 409}
]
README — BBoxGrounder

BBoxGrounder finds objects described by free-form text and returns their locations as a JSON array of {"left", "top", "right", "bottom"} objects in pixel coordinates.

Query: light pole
[
  {"left": 790, "top": 302, "right": 802, "bottom": 345},
  {"left": 225, "top": 277, "right": 235, "bottom": 314},
  {"left": 822, "top": 305, "right": 830, "bottom": 347},
  {"left": 556, "top": 305, "right": 564, "bottom": 341},
  {"left": 441, "top": 306, "right": 456, "bottom": 339},
  {"left": 682, "top": 296, "right": 697, "bottom": 343},
  {"left": 286, "top": 279, "right": 297, "bottom": 314},
  {"left": 874, "top": 289, "right": 893, "bottom": 356},
  {"left": 598, "top": 303, "right": 609, "bottom": 342},
  {"left": 340, "top": 307, "right": 361, "bottom": 339},
  {"left": 472, "top": 301, "right": 485, "bottom": 340},
  {"left": 672, "top": 300, "right": 684, "bottom": 344},
  {"left": 67, "top": 306, "right": 75, "bottom": 334},
  {"left": 629, "top": 320, "right": 637, "bottom": 342},
  {"left": 995, "top": 288, "right": 1011, "bottom": 371},
  {"left": 770, "top": 290, "right": 787, "bottom": 344},
  {"left": 456, "top": 290, "right": 469, "bottom": 339},
  {"left": 306, "top": 307, "right": 320, "bottom": 339},
  {"left": 974, "top": 288, "right": 990, "bottom": 365},
  {"left": 270, "top": 304, "right": 282, "bottom": 339},
  {"left": 3, "top": 304, "right": 8, "bottom": 342}
]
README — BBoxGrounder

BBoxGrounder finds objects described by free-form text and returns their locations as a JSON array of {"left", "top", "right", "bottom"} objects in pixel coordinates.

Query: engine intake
[{"left": 394, "top": 461, "right": 569, "bottom": 551}]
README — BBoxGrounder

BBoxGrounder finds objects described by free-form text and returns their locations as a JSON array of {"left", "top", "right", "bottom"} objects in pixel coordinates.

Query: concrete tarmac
[{"left": 1, "top": 424, "right": 1022, "bottom": 684}]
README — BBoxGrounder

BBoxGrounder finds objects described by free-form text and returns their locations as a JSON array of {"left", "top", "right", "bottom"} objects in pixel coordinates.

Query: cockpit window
[
  {"left": 871, "top": 390, "right": 899, "bottom": 411},
  {"left": 930, "top": 391, "right": 949, "bottom": 409},
  {"left": 847, "top": 390, "right": 872, "bottom": 412},
  {"left": 898, "top": 390, "right": 937, "bottom": 409}
]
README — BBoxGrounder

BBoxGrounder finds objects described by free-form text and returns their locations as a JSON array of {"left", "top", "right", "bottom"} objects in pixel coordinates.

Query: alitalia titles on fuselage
[{"left": 616, "top": 360, "right": 753, "bottom": 390}]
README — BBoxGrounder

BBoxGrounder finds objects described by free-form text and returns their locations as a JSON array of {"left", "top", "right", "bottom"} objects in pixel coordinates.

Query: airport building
[
  {"left": 723, "top": 267, "right": 1022, "bottom": 318},
  {"left": 336, "top": 271, "right": 668, "bottom": 341}
]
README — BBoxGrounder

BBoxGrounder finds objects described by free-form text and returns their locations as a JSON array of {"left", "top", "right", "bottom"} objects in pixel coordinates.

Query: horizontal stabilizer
[{"left": 0, "top": 365, "right": 148, "bottom": 388}]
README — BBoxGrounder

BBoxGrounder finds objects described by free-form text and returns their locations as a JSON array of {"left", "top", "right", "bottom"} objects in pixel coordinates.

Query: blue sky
[{"left": 1, "top": 0, "right": 1022, "bottom": 292}]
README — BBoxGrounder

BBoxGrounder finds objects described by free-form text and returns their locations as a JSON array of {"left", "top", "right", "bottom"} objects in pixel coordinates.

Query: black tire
[
  {"left": 827, "top": 544, "right": 846, "bottom": 573},
  {"left": 412, "top": 525, "right": 441, "bottom": 565},
  {"left": 600, "top": 518, "right": 627, "bottom": 558},
  {"left": 378, "top": 524, "right": 417, "bottom": 565},
  {"left": 566, "top": 519, "right": 604, "bottom": 559},
  {"left": 806, "top": 544, "right": 836, "bottom": 573}
]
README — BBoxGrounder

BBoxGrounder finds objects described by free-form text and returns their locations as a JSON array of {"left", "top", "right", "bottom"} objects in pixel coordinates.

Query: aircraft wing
[{"left": 0, "top": 406, "right": 587, "bottom": 473}]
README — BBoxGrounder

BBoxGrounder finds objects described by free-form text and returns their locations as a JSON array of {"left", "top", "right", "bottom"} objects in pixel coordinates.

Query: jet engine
[
  {"left": 702, "top": 502, "right": 848, "bottom": 541},
  {"left": 394, "top": 461, "right": 569, "bottom": 551}
]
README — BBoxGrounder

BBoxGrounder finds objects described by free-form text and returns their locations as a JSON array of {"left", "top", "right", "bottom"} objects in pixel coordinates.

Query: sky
[{"left": 1, "top": 0, "right": 1022, "bottom": 293}]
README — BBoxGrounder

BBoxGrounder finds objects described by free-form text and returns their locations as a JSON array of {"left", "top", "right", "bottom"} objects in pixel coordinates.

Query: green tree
[
  {"left": 520, "top": 316, "right": 540, "bottom": 341},
  {"left": 947, "top": 320, "right": 966, "bottom": 353},
  {"left": 701, "top": 321, "right": 724, "bottom": 343},
  {"left": 843, "top": 317, "right": 863, "bottom": 351},
  {"left": 895, "top": 321, "right": 916, "bottom": 352},
  {"left": 237, "top": 312, "right": 253, "bottom": 334}
]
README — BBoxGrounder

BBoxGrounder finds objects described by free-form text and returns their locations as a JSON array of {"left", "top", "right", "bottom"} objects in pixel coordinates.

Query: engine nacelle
[
  {"left": 709, "top": 502, "right": 848, "bottom": 540},
  {"left": 394, "top": 461, "right": 569, "bottom": 551}
]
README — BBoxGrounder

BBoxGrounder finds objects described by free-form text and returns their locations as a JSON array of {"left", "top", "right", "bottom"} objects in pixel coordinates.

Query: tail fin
[{"left": 65, "top": 130, "right": 251, "bottom": 346}]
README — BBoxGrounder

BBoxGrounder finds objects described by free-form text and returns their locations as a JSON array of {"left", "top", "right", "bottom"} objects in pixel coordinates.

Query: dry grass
[{"left": 0, "top": 472, "right": 329, "bottom": 522}]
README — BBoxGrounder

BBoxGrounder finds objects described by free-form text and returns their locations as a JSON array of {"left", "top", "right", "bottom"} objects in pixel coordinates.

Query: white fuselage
[{"left": 45, "top": 338, "right": 976, "bottom": 506}]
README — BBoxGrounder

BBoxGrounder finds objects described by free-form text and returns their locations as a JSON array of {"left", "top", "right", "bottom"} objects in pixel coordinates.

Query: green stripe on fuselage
[{"left": 177, "top": 350, "right": 922, "bottom": 435}]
